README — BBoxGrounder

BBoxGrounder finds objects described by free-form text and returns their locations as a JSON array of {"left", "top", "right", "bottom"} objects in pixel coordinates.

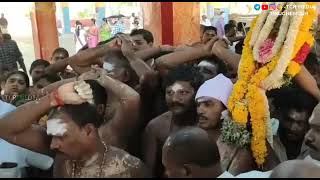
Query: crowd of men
[{"left": 0, "top": 16, "right": 320, "bottom": 178}]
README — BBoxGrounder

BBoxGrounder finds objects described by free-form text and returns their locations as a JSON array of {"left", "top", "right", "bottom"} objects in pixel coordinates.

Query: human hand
[
  {"left": 105, "top": 37, "right": 122, "bottom": 48},
  {"left": 73, "top": 81, "right": 94, "bottom": 104},
  {"left": 211, "top": 38, "right": 230, "bottom": 56},
  {"left": 90, "top": 66, "right": 110, "bottom": 86},
  {"left": 52, "top": 81, "right": 88, "bottom": 106},
  {"left": 78, "top": 67, "right": 100, "bottom": 81},
  {"left": 117, "top": 34, "right": 136, "bottom": 58},
  {"left": 202, "top": 37, "right": 219, "bottom": 56}
]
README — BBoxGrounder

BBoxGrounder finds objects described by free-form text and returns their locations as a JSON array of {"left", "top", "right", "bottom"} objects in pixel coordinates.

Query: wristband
[{"left": 52, "top": 88, "right": 64, "bottom": 106}]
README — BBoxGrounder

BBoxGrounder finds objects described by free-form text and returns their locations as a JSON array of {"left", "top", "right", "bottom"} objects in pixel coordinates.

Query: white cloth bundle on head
[{"left": 195, "top": 74, "right": 233, "bottom": 107}]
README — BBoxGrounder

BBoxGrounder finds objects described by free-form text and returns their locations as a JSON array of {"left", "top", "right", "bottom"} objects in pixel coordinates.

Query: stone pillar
[
  {"left": 31, "top": 2, "right": 59, "bottom": 61},
  {"left": 142, "top": 2, "right": 200, "bottom": 46},
  {"left": 61, "top": 2, "right": 71, "bottom": 34},
  {"left": 95, "top": 2, "right": 106, "bottom": 27}
]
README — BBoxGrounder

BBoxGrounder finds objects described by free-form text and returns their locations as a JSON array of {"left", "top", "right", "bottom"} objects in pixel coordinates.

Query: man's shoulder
[
  {"left": 108, "top": 146, "right": 148, "bottom": 177},
  {"left": 146, "top": 111, "right": 172, "bottom": 130}
]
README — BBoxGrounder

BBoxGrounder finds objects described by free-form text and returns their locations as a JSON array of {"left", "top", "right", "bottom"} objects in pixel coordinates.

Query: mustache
[
  {"left": 169, "top": 103, "right": 185, "bottom": 107},
  {"left": 305, "top": 140, "right": 318, "bottom": 151}
]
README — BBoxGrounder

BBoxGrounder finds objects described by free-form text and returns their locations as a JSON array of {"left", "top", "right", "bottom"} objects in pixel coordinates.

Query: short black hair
[
  {"left": 84, "top": 80, "right": 107, "bottom": 106},
  {"left": 163, "top": 65, "right": 203, "bottom": 91},
  {"left": 229, "top": 20, "right": 237, "bottom": 26},
  {"left": 237, "top": 22, "right": 246, "bottom": 32},
  {"left": 130, "top": 29, "right": 154, "bottom": 44},
  {"left": 235, "top": 39, "right": 244, "bottom": 55},
  {"left": 5, "top": 71, "right": 30, "bottom": 88},
  {"left": 224, "top": 24, "right": 234, "bottom": 34},
  {"left": 164, "top": 127, "right": 220, "bottom": 167},
  {"left": 52, "top": 47, "right": 69, "bottom": 57},
  {"left": 2, "top": 33, "right": 11, "bottom": 40},
  {"left": 50, "top": 103, "right": 105, "bottom": 128},
  {"left": 203, "top": 26, "right": 217, "bottom": 34},
  {"left": 29, "top": 59, "right": 50, "bottom": 75},
  {"left": 37, "top": 73, "right": 61, "bottom": 84},
  {"left": 272, "top": 86, "right": 318, "bottom": 118},
  {"left": 91, "top": 18, "right": 96, "bottom": 24},
  {"left": 75, "top": 20, "right": 82, "bottom": 26}
]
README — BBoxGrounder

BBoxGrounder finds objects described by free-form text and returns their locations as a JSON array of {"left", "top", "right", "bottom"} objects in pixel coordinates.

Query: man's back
[{"left": 0, "top": 39, "right": 22, "bottom": 71}]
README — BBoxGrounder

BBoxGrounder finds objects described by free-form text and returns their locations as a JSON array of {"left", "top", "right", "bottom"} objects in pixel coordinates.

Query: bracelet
[{"left": 52, "top": 88, "right": 64, "bottom": 106}]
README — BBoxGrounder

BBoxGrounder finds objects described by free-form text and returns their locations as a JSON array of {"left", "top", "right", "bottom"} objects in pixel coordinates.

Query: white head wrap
[{"left": 195, "top": 74, "right": 233, "bottom": 107}]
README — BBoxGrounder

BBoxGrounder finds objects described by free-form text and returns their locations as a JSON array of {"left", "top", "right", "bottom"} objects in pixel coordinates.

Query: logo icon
[
  {"left": 254, "top": 4, "right": 261, "bottom": 11},
  {"left": 277, "top": 4, "right": 283, "bottom": 10},
  {"left": 269, "top": 3, "right": 276, "bottom": 10},
  {"left": 262, "top": 4, "right": 269, "bottom": 10}
]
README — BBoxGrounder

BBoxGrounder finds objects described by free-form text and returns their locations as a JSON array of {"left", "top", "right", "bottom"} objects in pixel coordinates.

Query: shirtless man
[
  {"left": 162, "top": 127, "right": 223, "bottom": 178},
  {"left": 0, "top": 79, "right": 148, "bottom": 178},
  {"left": 29, "top": 36, "right": 154, "bottom": 158},
  {"left": 272, "top": 87, "right": 317, "bottom": 160},
  {"left": 195, "top": 74, "right": 280, "bottom": 175},
  {"left": 142, "top": 65, "right": 203, "bottom": 177},
  {"left": 299, "top": 103, "right": 320, "bottom": 165},
  {"left": 162, "top": 127, "right": 272, "bottom": 178}
]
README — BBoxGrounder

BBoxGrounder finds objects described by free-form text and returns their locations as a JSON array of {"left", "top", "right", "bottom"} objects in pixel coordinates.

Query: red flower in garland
[{"left": 293, "top": 43, "right": 311, "bottom": 64}]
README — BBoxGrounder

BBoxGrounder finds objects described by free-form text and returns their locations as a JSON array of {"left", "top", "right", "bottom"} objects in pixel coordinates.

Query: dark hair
[
  {"left": 52, "top": 47, "right": 69, "bottom": 58},
  {"left": 29, "top": 59, "right": 50, "bottom": 75},
  {"left": 5, "top": 71, "right": 30, "bottom": 87},
  {"left": 224, "top": 24, "right": 234, "bottom": 34},
  {"left": 49, "top": 103, "right": 104, "bottom": 128},
  {"left": 165, "top": 127, "right": 220, "bottom": 167},
  {"left": 102, "top": 49, "right": 138, "bottom": 85},
  {"left": 163, "top": 65, "right": 203, "bottom": 91},
  {"left": 84, "top": 80, "right": 107, "bottom": 106},
  {"left": 2, "top": 33, "right": 11, "bottom": 40},
  {"left": 91, "top": 18, "right": 96, "bottom": 24},
  {"left": 37, "top": 74, "right": 61, "bottom": 84},
  {"left": 237, "top": 22, "right": 246, "bottom": 32},
  {"left": 130, "top": 29, "right": 154, "bottom": 44},
  {"left": 235, "top": 39, "right": 244, "bottom": 55},
  {"left": 272, "top": 87, "right": 318, "bottom": 119},
  {"left": 228, "top": 20, "right": 237, "bottom": 26},
  {"left": 203, "top": 26, "right": 217, "bottom": 35},
  {"left": 75, "top": 20, "right": 82, "bottom": 37}
]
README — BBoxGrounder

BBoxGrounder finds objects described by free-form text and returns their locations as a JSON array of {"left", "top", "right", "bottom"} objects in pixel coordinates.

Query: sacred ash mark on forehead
[
  {"left": 103, "top": 62, "right": 115, "bottom": 72},
  {"left": 198, "top": 60, "right": 216, "bottom": 68},
  {"left": 46, "top": 118, "right": 68, "bottom": 137},
  {"left": 171, "top": 83, "right": 184, "bottom": 93}
]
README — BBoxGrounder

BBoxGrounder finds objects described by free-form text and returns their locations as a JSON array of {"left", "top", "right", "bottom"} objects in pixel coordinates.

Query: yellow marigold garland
[
  {"left": 226, "top": 3, "right": 316, "bottom": 166},
  {"left": 247, "top": 85, "right": 267, "bottom": 165},
  {"left": 286, "top": 61, "right": 301, "bottom": 77}
]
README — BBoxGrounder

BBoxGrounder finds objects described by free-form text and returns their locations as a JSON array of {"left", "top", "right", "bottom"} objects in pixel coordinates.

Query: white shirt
[
  {"left": 0, "top": 100, "right": 54, "bottom": 178},
  {"left": 304, "top": 155, "right": 320, "bottom": 167},
  {"left": 218, "top": 170, "right": 272, "bottom": 178},
  {"left": 218, "top": 171, "right": 235, "bottom": 178}
]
